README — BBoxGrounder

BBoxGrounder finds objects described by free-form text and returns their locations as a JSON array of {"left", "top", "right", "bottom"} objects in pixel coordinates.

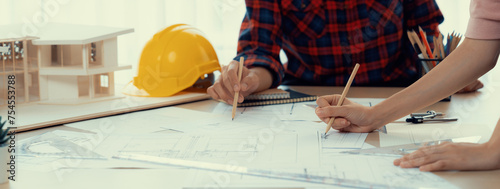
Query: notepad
[{"left": 238, "top": 89, "right": 317, "bottom": 107}]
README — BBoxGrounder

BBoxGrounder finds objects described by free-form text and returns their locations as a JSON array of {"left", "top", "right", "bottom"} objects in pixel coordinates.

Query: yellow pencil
[
  {"left": 324, "top": 63, "right": 360, "bottom": 134},
  {"left": 231, "top": 57, "right": 244, "bottom": 120}
]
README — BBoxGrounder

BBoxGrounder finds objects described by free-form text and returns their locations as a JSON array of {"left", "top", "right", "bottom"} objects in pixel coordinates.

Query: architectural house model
[{"left": 0, "top": 24, "right": 133, "bottom": 105}]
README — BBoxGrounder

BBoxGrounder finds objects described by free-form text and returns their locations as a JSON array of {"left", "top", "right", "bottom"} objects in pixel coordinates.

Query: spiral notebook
[
  {"left": 238, "top": 89, "right": 317, "bottom": 107},
  {"left": 245, "top": 88, "right": 290, "bottom": 100}
]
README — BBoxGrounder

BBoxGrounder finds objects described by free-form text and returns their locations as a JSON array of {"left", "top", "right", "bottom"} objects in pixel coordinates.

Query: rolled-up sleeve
[
  {"left": 466, "top": 0, "right": 500, "bottom": 39},
  {"left": 236, "top": 0, "right": 285, "bottom": 88}
]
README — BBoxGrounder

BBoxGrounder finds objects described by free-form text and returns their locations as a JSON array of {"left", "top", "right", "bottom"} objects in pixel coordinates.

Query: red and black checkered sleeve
[
  {"left": 404, "top": 0, "right": 444, "bottom": 40},
  {"left": 236, "top": 0, "right": 285, "bottom": 88}
]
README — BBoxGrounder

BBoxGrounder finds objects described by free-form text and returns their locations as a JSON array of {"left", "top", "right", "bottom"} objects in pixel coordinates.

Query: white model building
[{"left": 0, "top": 24, "right": 133, "bottom": 105}]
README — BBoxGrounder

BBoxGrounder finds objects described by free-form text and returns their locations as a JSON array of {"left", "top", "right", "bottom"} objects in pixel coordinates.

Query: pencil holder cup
[
  {"left": 417, "top": 54, "right": 450, "bottom": 101},
  {"left": 417, "top": 54, "right": 443, "bottom": 76}
]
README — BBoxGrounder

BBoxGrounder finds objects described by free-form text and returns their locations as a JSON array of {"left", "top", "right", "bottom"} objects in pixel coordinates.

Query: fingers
[
  {"left": 207, "top": 86, "right": 219, "bottom": 100},
  {"left": 320, "top": 117, "right": 350, "bottom": 127},
  {"left": 393, "top": 158, "right": 402, "bottom": 166},
  {"left": 315, "top": 106, "right": 350, "bottom": 121},
  {"left": 222, "top": 61, "right": 241, "bottom": 96},
  {"left": 468, "top": 80, "right": 484, "bottom": 91},
  {"left": 315, "top": 105, "right": 349, "bottom": 127},
  {"left": 396, "top": 154, "right": 454, "bottom": 172},
  {"left": 239, "top": 69, "right": 260, "bottom": 99},
  {"left": 339, "top": 125, "right": 374, "bottom": 133},
  {"left": 315, "top": 103, "right": 375, "bottom": 132},
  {"left": 398, "top": 152, "right": 441, "bottom": 169},
  {"left": 208, "top": 60, "right": 249, "bottom": 104},
  {"left": 456, "top": 80, "right": 484, "bottom": 93},
  {"left": 208, "top": 79, "right": 234, "bottom": 104},
  {"left": 419, "top": 160, "right": 450, "bottom": 172},
  {"left": 316, "top": 95, "right": 350, "bottom": 108},
  {"left": 316, "top": 95, "right": 336, "bottom": 108},
  {"left": 394, "top": 144, "right": 449, "bottom": 171}
]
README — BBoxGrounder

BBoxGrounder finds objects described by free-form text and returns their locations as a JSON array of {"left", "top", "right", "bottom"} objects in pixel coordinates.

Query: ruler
[
  {"left": 342, "top": 136, "right": 481, "bottom": 156},
  {"left": 113, "top": 153, "right": 395, "bottom": 189}
]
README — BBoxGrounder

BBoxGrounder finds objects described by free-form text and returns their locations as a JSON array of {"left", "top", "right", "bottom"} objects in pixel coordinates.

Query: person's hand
[
  {"left": 207, "top": 60, "right": 261, "bottom": 104},
  {"left": 456, "top": 79, "right": 483, "bottom": 93},
  {"left": 315, "top": 95, "right": 382, "bottom": 133},
  {"left": 394, "top": 142, "right": 500, "bottom": 171}
]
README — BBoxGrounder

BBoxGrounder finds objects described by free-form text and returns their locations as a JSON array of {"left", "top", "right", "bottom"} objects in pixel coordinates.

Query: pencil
[
  {"left": 324, "top": 63, "right": 360, "bottom": 134},
  {"left": 438, "top": 33, "right": 445, "bottom": 59},
  {"left": 231, "top": 57, "right": 244, "bottom": 120},
  {"left": 409, "top": 31, "right": 428, "bottom": 58},
  {"left": 432, "top": 36, "right": 438, "bottom": 58},
  {"left": 409, "top": 30, "right": 433, "bottom": 70},
  {"left": 418, "top": 26, "right": 437, "bottom": 67},
  {"left": 407, "top": 31, "right": 419, "bottom": 53}
]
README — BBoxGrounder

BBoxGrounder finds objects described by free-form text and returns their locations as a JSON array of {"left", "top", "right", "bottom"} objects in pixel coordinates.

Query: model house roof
[
  {"left": 0, "top": 23, "right": 133, "bottom": 45},
  {"left": 0, "top": 35, "right": 39, "bottom": 43}
]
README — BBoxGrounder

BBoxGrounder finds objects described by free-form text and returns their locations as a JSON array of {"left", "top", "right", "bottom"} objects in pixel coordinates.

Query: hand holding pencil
[
  {"left": 315, "top": 93, "right": 381, "bottom": 133},
  {"left": 323, "top": 63, "right": 359, "bottom": 134},
  {"left": 314, "top": 63, "right": 382, "bottom": 133},
  {"left": 207, "top": 58, "right": 269, "bottom": 106}
]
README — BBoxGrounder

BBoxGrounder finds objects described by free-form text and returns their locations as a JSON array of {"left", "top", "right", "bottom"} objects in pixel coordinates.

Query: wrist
[
  {"left": 367, "top": 105, "right": 391, "bottom": 129},
  {"left": 484, "top": 141, "right": 500, "bottom": 168},
  {"left": 249, "top": 67, "right": 272, "bottom": 92}
]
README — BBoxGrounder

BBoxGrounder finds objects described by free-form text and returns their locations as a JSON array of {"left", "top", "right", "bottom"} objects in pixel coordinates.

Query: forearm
[
  {"left": 250, "top": 67, "right": 273, "bottom": 92},
  {"left": 487, "top": 119, "right": 500, "bottom": 148},
  {"left": 238, "top": 1, "right": 284, "bottom": 89},
  {"left": 372, "top": 38, "right": 500, "bottom": 126}
]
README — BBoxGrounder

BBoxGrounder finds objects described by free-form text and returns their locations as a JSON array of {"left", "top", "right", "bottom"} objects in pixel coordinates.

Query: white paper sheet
[
  {"left": 65, "top": 107, "right": 221, "bottom": 134},
  {"left": 320, "top": 130, "right": 368, "bottom": 149}
]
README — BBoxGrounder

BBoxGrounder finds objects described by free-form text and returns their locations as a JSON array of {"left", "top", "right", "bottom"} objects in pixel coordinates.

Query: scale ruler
[{"left": 114, "top": 153, "right": 408, "bottom": 189}]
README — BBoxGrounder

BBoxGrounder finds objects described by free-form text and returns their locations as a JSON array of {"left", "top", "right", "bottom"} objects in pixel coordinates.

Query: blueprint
[{"left": 23, "top": 97, "right": 459, "bottom": 188}]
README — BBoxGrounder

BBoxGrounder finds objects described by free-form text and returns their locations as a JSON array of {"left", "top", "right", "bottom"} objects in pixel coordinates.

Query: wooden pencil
[
  {"left": 409, "top": 31, "right": 433, "bottom": 69},
  {"left": 231, "top": 57, "right": 244, "bottom": 120},
  {"left": 325, "top": 63, "right": 360, "bottom": 134},
  {"left": 418, "top": 26, "right": 437, "bottom": 67},
  {"left": 432, "top": 36, "right": 439, "bottom": 58},
  {"left": 409, "top": 31, "right": 428, "bottom": 58},
  {"left": 407, "top": 31, "right": 418, "bottom": 53},
  {"left": 450, "top": 34, "right": 457, "bottom": 53},
  {"left": 438, "top": 33, "right": 445, "bottom": 59},
  {"left": 450, "top": 34, "right": 462, "bottom": 53},
  {"left": 446, "top": 34, "right": 451, "bottom": 55}
]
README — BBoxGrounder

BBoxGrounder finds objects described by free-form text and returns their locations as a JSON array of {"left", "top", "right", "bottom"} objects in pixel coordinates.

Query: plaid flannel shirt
[{"left": 236, "top": 0, "right": 444, "bottom": 87}]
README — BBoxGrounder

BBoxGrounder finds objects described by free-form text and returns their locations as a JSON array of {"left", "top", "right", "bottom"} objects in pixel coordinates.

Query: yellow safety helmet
[{"left": 124, "top": 24, "right": 221, "bottom": 97}]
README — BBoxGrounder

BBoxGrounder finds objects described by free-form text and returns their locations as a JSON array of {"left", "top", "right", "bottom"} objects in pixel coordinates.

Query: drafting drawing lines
[
  {"left": 192, "top": 136, "right": 259, "bottom": 160},
  {"left": 318, "top": 131, "right": 367, "bottom": 149},
  {"left": 116, "top": 135, "right": 261, "bottom": 162},
  {"left": 117, "top": 135, "right": 183, "bottom": 158},
  {"left": 214, "top": 103, "right": 296, "bottom": 117}
]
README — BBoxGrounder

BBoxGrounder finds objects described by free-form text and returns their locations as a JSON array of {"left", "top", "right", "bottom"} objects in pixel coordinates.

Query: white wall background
[{"left": 0, "top": 0, "right": 470, "bottom": 85}]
